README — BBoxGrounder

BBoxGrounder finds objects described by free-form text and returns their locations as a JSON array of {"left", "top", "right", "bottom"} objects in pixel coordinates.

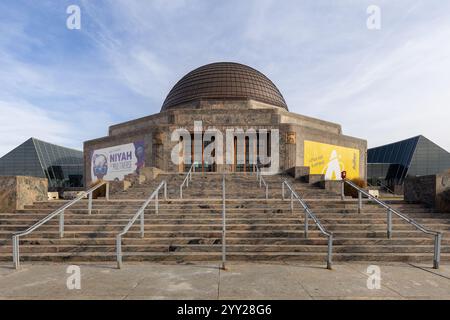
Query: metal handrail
[
  {"left": 282, "top": 180, "right": 333, "bottom": 269},
  {"left": 342, "top": 179, "right": 442, "bottom": 269},
  {"left": 12, "top": 181, "right": 110, "bottom": 269},
  {"left": 377, "top": 180, "right": 395, "bottom": 195},
  {"left": 256, "top": 165, "right": 269, "bottom": 199},
  {"left": 116, "top": 180, "right": 167, "bottom": 269},
  {"left": 179, "top": 163, "right": 195, "bottom": 199},
  {"left": 221, "top": 174, "right": 226, "bottom": 270},
  {"left": 367, "top": 180, "right": 395, "bottom": 195}
]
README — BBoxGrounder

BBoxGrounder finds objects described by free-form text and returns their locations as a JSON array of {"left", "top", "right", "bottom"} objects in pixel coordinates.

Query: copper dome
[{"left": 161, "top": 62, "right": 288, "bottom": 111}]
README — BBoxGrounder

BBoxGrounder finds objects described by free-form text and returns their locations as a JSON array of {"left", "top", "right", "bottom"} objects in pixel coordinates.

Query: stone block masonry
[
  {"left": 0, "top": 176, "right": 48, "bottom": 212},
  {"left": 404, "top": 172, "right": 450, "bottom": 213}
]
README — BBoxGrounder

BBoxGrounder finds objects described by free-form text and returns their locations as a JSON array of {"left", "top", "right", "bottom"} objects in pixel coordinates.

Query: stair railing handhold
[
  {"left": 12, "top": 181, "right": 110, "bottom": 270},
  {"left": 282, "top": 180, "right": 333, "bottom": 270},
  {"left": 221, "top": 174, "right": 227, "bottom": 270},
  {"left": 256, "top": 165, "right": 269, "bottom": 200},
  {"left": 341, "top": 179, "right": 442, "bottom": 269},
  {"left": 116, "top": 180, "right": 167, "bottom": 269},
  {"left": 180, "top": 163, "right": 195, "bottom": 199}
]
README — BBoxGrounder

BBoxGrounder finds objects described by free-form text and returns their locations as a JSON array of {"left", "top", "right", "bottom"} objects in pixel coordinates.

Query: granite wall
[
  {"left": 404, "top": 172, "right": 450, "bottom": 213},
  {"left": 0, "top": 176, "right": 48, "bottom": 212}
]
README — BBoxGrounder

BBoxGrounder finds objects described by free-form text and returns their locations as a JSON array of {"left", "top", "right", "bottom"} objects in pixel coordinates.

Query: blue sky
[{"left": 1, "top": 0, "right": 450, "bottom": 156}]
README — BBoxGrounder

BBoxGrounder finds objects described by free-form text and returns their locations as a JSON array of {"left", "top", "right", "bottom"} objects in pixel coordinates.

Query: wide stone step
[
  {"left": 8, "top": 236, "right": 450, "bottom": 246},
  {"left": 6, "top": 217, "right": 447, "bottom": 225},
  {"left": 22, "top": 200, "right": 431, "bottom": 209},
  {"left": 2, "top": 214, "right": 445, "bottom": 228},
  {"left": 1, "top": 230, "right": 448, "bottom": 239},
  {"left": 22, "top": 204, "right": 297, "bottom": 210},
  {"left": 3, "top": 217, "right": 450, "bottom": 226},
  {"left": 13, "top": 211, "right": 434, "bottom": 221},
  {"left": 28, "top": 203, "right": 438, "bottom": 210},
  {"left": 1, "top": 244, "right": 448, "bottom": 255},
  {"left": 4, "top": 212, "right": 439, "bottom": 220},
  {"left": 1, "top": 252, "right": 449, "bottom": 263},
  {"left": 0, "top": 224, "right": 315, "bottom": 232},
  {"left": 2, "top": 223, "right": 447, "bottom": 233}
]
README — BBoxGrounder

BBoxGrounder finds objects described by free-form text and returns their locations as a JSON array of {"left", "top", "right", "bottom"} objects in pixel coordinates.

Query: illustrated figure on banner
[{"left": 323, "top": 150, "right": 344, "bottom": 180}]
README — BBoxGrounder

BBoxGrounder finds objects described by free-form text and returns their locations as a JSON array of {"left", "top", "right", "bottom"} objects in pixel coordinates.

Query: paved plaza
[{"left": 0, "top": 261, "right": 449, "bottom": 300}]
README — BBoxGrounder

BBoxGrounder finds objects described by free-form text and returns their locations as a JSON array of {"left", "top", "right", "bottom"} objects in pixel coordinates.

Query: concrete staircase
[{"left": 0, "top": 173, "right": 449, "bottom": 265}]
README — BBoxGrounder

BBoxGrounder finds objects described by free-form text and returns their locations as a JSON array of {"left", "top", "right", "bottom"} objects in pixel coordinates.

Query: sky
[{"left": 0, "top": 0, "right": 449, "bottom": 156}]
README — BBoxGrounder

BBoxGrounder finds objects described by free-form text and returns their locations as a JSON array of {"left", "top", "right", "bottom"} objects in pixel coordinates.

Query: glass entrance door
[
  {"left": 233, "top": 136, "right": 256, "bottom": 173},
  {"left": 180, "top": 133, "right": 217, "bottom": 173}
]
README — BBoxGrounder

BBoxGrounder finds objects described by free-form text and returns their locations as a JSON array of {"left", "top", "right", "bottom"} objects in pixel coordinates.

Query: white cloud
[
  {"left": 0, "top": 100, "right": 76, "bottom": 156},
  {"left": 297, "top": 15, "right": 450, "bottom": 149},
  {"left": 107, "top": 47, "right": 171, "bottom": 99}
]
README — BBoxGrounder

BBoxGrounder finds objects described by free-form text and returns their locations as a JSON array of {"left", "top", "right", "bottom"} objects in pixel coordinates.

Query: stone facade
[
  {"left": 0, "top": 176, "right": 48, "bottom": 212},
  {"left": 404, "top": 172, "right": 450, "bottom": 213},
  {"left": 84, "top": 99, "right": 367, "bottom": 186},
  {"left": 286, "top": 166, "right": 310, "bottom": 181}
]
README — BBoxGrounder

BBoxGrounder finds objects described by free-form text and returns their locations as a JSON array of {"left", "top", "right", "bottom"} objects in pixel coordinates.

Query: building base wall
[
  {"left": 404, "top": 172, "right": 450, "bottom": 213},
  {"left": 0, "top": 176, "right": 48, "bottom": 213}
]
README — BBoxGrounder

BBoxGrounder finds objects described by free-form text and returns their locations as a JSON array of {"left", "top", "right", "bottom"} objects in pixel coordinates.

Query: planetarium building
[{"left": 84, "top": 62, "right": 367, "bottom": 186}]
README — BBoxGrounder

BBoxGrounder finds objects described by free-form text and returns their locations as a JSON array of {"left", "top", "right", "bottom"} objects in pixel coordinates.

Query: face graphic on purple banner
[
  {"left": 93, "top": 154, "right": 108, "bottom": 180},
  {"left": 134, "top": 141, "right": 145, "bottom": 173}
]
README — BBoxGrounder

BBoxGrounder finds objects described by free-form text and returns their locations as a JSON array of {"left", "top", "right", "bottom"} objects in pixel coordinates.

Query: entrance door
[
  {"left": 178, "top": 137, "right": 185, "bottom": 173},
  {"left": 180, "top": 133, "right": 217, "bottom": 173},
  {"left": 233, "top": 136, "right": 256, "bottom": 173},
  {"left": 203, "top": 137, "right": 216, "bottom": 173}
]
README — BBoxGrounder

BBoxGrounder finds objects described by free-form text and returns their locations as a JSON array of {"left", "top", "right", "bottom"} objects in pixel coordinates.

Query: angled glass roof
[
  {"left": 368, "top": 136, "right": 420, "bottom": 167},
  {"left": 0, "top": 138, "right": 84, "bottom": 189},
  {"left": 368, "top": 135, "right": 450, "bottom": 185}
]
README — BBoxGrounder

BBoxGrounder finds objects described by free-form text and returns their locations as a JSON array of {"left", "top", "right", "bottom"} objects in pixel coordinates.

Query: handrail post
[
  {"left": 358, "top": 190, "right": 362, "bottom": 213},
  {"left": 180, "top": 164, "right": 194, "bottom": 199},
  {"left": 341, "top": 181, "right": 345, "bottom": 200},
  {"left": 387, "top": 209, "right": 392, "bottom": 239},
  {"left": 327, "top": 233, "right": 333, "bottom": 270},
  {"left": 283, "top": 179, "right": 333, "bottom": 270},
  {"left": 265, "top": 185, "right": 268, "bottom": 200},
  {"left": 221, "top": 174, "right": 226, "bottom": 270},
  {"left": 433, "top": 232, "right": 442, "bottom": 269},
  {"left": 88, "top": 191, "right": 93, "bottom": 215},
  {"left": 304, "top": 211, "right": 309, "bottom": 238},
  {"left": 114, "top": 180, "right": 166, "bottom": 269},
  {"left": 116, "top": 235, "right": 122, "bottom": 269},
  {"left": 12, "top": 235, "right": 20, "bottom": 270},
  {"left": 106, "top": 182, "right": 110, "bottom": 201},
  {"left": 282, "top": 182, "right": 285, "bottom": 200},
  {"left": 164, "top": 181, "right": 167, "bottom": 200},
  {"left": 290, "top": 192, "right": 294, "bottom": 212},
  {"left": 59, "top": 210, "right": 64, "bottom": 238},
  {"left": 259, "top": 174, "right": 262, "bottom": 188},
  {"left": 140, "top": 210, "right": 145, "bottom": 238}
]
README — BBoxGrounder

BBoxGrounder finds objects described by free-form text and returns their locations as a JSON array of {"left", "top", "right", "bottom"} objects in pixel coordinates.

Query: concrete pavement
[{"left": 0, "top": 261, "right": 449, "bottom": 300}]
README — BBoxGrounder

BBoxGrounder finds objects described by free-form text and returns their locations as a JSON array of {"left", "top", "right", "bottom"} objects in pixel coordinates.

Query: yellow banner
[{"left": 304, "top": 141, "right": 360, "bottom": 180}]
